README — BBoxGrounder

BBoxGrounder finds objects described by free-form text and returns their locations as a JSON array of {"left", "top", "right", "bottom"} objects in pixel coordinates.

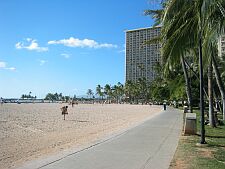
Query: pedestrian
[
  {"left": 173, "top": 100, "right": 177, "bottom": 108},
  {"left": 72, "top": 100, "right": 75, "bottom": 107},
  {"left": 0, "top": 97, "right": 3, "bottom": 105},
  {"left": 163, "top": 102, "right": 167, "bottom": 110},
  {"left": 61, "top": 106, "right": 68, "bottom": 120}
]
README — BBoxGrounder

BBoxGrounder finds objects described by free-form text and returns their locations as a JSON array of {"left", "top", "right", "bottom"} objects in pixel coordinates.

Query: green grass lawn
[{"left": 169, "top": 109, "right": 225, "bottom": 169}]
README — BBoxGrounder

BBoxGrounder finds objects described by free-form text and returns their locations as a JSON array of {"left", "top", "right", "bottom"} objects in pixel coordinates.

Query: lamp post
[{"left": 199, "top": 26, "right": 206, "bottom": 144}]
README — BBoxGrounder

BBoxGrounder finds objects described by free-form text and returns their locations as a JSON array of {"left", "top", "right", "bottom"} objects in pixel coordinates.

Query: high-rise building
[
  {"left": 125, "top": 26, "right": 161, "bottom": 83},
  {"left": 218, "top": 35, "right": 225, "bottom": 58}
]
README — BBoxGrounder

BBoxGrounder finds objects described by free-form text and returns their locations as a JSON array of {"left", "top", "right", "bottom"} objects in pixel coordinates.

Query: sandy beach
[{"left": 0, "top": 103, "right": 162, "bottom": 169}]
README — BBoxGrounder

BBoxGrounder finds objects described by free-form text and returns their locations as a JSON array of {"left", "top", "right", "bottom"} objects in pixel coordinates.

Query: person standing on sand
[
  {"left": 61, "top": 106, "right": 68, "bottom": 120},
  {"left": 72, "top": 100, "right": 75, "bottom": 107},
  {"left": 0, "top": 97, "right": 3, "bottom": 105}
]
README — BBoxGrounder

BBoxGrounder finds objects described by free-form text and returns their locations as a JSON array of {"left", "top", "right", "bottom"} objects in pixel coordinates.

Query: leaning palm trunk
[
  {"left": 213, "top": 89, "right": 219, "bottom": 124},
  {"left": 181, "top": 55, "right": 193, "bottom": 112},
  {"left": 208, "top": 59, "right": 216, "bottom": 127},
  {"left": 185, "top": 60, "right": 209, "bottom": 98},
  {"left": 213, "top": 89, "right": 222, "bottom": 113},
  {"left": 212, "top": 55, "right": 225, "bottom": 120}
]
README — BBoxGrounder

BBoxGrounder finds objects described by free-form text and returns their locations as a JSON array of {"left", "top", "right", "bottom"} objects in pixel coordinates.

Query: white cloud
[
  {"left": 48, "top": 37, "right": 117, "bottom": 49},
  {"left": 118, "top": 49, "right": 125, "bottom": 53},
  {"left": 15, "top": 38, "right": 48, "bottom": 52},
  {"left": 0, "top": 61, "right": 6, "bottom": 68},
  {"left": 0, "top": 61, "right": 16, "bottom": 71},
  {"left": 61, "top": 53, "right": 70, "bottom": 59},
  {"left": 118, "top": 44, "right": 126, "bottom": 53},
  {"left": 26, "top": 38, "right": 32, "bottom": 42},
  {"left": 148, "top": 0, "right": 161, "bottom": 5},
  {"left": 72, "top": 88, "right": 78, "bottom": 92},
  {"left": 39, "top": 60, "right": 47, "bottom": 66},
  {"left": 5, "top": 67, "right": 16, "bottom": 71}
]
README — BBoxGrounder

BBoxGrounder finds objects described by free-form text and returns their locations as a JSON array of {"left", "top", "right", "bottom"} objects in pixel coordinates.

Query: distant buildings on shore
[{"left": 125, "top": 26, "right": 161, "bottom": 83}]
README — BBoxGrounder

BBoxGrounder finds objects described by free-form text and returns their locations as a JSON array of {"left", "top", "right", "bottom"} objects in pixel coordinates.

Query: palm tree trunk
[
  {"left": 213, "top": 89, "right": 222, "bottom": 113},
  {"left": 185, "top": 61, "right": 209, "bottom": 98},
  {"left": 181, "top": 55, "right": 193, "bottom": 113},
  {"left": 213, "top": 89, "right": 219, "bottom": 125},
  {"left": 208, "top": 58, "right": 216, "bottom": 127},
  {"left": 212, "top": 55, "right": 225, "bottom": 120}
]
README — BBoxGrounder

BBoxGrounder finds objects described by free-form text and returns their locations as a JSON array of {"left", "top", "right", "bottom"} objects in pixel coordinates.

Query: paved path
[{"left": 21, "top": 107, "right": 183, "bottom": 169}]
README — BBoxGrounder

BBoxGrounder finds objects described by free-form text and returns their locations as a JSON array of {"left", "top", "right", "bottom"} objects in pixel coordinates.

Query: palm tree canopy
[{"left": 96, "top": 84, "right": 103, "bottom": 97}]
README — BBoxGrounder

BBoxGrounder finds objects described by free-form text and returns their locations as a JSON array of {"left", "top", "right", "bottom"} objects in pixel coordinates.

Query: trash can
[
  {"left": 163, "top": 103, "right": 166, "bottom": 110},
  {"left": 184, "top": 113, "right": 196, "bottom": 135}
]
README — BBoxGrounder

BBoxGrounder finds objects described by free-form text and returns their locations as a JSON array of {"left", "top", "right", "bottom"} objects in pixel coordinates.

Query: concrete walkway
[{"left": 21, "top": 107, "right": 183, "bottom": 169}]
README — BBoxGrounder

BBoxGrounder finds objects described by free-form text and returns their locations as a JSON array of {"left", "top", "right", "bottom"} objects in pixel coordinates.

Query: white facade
[
  {"left": 125, "top": 26, "right": 161, "bottom": 83},
  {"left": 218, "top": 35, "right": 225, "bottom": 58}
]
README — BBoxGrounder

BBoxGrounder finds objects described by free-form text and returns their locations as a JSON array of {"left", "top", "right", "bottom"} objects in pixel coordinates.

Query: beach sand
[{"left": 0, "top": 103, "right": 162, "bottom": 169}]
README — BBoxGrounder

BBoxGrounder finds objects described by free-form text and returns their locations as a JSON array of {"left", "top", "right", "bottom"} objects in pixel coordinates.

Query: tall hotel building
[{"left": 125, "top": 26, "right": 161, "bottom": 83}]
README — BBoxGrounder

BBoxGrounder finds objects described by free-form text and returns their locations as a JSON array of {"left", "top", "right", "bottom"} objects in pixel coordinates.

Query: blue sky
[{"left": 0, "top": 0, "right": 160, "bottom": 98}]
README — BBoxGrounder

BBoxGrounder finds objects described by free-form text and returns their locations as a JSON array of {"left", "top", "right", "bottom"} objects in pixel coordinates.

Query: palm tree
[
  {"left": 137, "top": 63, "right": 145, "bottom": 78},
  {"left": 137, "top": 78, "right": 148, "bottom": 104},
  {"left": 208, "top": 57, "right": 216, "bottom": 127},
  {"left": 104, "top": 84, "right": 112, "bottom": 103},
  {"left": 202, "top": 3, "right": 225, "bottom": 121},
  {"left": 212, "top": 54, "right": 225, "bottom": 120},
  {"left": 153, "top": 0, "right": 225, "bottom": 143},
  {"left": 96, "top": 85, "right": 104, "bottom": 103},
  {"left": 220, "top": 55, "right": 225, "bottom": 82},
  {"left": 145, "top": 6, "right": 194, "bottom": 111},
  {"left": 54, "top": 93, "right": 59, "bottom": 101},
  {"left": 181, "top": 55, "right": 193, "bottom": 112},
  {"left": 87, "top": 89, "right": 94, "bottom": 100},
  {"left": 112, "top": 84, "right": 119, "bottom": 103},
  {"left": 21, "top": 94, "right": 25, "bottom": 99},
  {"left": 125, "top": 80, "right": 139, "bottom": 104},
  {"left": 59, "top": 93, "right": 63, "bottom": 101},
  {"left": 116, "top": 82, "right": 124, "bottom": 103},
  {"left": 218, "top": 55, "right": 225, "bottom": 119},
  {"left": 125, "top": 80, "right": 133, "bottom": 103},
  {"left": 148, "top": 0, "right": 225, "bottom": 113}
]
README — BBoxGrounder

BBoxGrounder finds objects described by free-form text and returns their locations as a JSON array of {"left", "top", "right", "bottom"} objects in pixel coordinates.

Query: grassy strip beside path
[{"left": 169, "top": 109, "right": 225, "bottom": 169}]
